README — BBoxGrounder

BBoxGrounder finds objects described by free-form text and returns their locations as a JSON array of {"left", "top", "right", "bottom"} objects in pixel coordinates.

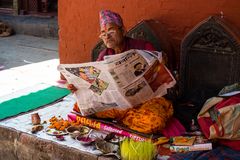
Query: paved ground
[
  {"left": 0, "top": 34, "right": 116, "bottom": 160},
  {"left": 0, "top": 34, "right": 58, "bottom": 69},
  {"left": 0, "top": 34, "right": 60, "bottom": 97}
]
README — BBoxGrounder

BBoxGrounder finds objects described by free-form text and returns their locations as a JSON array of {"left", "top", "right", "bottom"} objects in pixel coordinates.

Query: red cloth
[
  {"left": 97, "top": 37, "right": 155, "bottom": 61},
  {"left": 161, "top": 117, "right": 186, "bottom": 137}
]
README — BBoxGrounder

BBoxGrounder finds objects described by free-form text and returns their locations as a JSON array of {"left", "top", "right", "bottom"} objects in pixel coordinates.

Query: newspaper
[{"left": 58, "top": 49, "right": 176, "bottom": 116}]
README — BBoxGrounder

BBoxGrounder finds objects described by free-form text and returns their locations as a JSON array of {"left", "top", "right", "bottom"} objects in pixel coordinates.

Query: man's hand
[{"left": 67, "top": 84, "right": 78, "bottom": 93}]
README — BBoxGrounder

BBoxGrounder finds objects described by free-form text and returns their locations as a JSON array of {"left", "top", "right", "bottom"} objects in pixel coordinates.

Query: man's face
[{"left": 99, "top": 23, "right": 125, "bottom": 49}]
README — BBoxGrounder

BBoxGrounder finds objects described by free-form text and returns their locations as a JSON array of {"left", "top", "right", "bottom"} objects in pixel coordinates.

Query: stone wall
[
  {"left": 0, "top": 126, "right": 115, "bottom": 160},
  {"left": 0, "top": 14, "right": 58, "bottom": 39}
]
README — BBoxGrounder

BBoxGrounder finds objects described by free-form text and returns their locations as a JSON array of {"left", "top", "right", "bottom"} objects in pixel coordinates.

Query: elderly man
[
  {"left": 68, "top": 10, "right": 185, "bottom": 136},
  {"left": 97, "top": 10, "right": 155, "bottom": 61},
  {"left": 68, "top": 10, "right": 156, "bottom": 91}
]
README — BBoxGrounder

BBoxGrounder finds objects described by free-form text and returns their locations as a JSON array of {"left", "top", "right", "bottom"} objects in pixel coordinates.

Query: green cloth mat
[{"left": 0, "top": 86, "right": 71, "bottom": 120}]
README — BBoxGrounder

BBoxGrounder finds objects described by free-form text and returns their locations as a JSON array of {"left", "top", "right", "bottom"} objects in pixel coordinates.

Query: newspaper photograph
[{"left": 58, "top": 49, "right": 176, "bottom": 116}]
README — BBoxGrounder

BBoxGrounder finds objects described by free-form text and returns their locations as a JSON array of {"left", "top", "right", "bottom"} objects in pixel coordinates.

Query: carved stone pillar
[{"left": 13, "top": 0, "right": 19, "bottom": 15}]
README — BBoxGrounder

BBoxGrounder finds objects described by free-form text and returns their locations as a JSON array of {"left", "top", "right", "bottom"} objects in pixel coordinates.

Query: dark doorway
[
  {"left": 19, "top": 0, "right": 57, "bottom": 16},
  {"left": 0, "top": 0, "right": 13, "bottom": 8}
]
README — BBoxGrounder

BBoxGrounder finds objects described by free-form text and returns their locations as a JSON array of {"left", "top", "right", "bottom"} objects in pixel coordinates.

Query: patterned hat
[{"left": 99, "top": 10, "right": 123, "bottom": 28}]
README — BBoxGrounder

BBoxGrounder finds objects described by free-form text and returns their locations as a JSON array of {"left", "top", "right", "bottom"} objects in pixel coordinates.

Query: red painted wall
[{"left": 58, "top": 0, "right": 240, "bottom": 69}]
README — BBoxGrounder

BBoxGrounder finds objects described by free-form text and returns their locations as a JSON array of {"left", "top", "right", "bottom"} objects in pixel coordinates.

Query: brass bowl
[{"left": 66, "top": 126, "right": 90, "bottom": 139}]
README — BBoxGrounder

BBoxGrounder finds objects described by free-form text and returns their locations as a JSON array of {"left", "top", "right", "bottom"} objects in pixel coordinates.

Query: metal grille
[
  {"left": 28, "top": 0, "right": 39, "bottom": 12},
  {"left": 41, "top": 0, "right": 48, "bottom": 12}
]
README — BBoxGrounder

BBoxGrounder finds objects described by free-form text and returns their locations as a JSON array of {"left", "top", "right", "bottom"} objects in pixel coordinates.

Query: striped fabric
[{"left": 169, "top": 146, "right": 240, "bottom": 160}]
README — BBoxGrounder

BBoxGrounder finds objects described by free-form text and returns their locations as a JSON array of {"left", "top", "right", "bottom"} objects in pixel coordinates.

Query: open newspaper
[{"left": 58, "top": 49, "right": 176, "bottom": 116}]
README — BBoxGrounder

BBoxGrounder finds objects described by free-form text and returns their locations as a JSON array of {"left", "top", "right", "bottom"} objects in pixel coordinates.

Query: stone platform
[
  {"left": 0, "top": 59, "right": 116, "bottom": 160},
  {"left": 0, "top": 126, "right": 99, "bottom": 160}
]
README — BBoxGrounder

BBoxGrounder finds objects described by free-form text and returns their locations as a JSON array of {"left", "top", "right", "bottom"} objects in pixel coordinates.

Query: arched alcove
[{"left": 180, "top": 16, "right": 240, "bottom": 102}]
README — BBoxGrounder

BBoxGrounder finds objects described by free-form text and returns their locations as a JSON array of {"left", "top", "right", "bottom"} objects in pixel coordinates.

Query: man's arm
[{"left": 144, "top": 42, "right": 156, "bottom": 51}]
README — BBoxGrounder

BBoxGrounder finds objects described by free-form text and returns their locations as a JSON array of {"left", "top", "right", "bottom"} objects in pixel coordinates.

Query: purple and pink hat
[{"left": 99, "top": 10, "right": 123, "bottom": 28}]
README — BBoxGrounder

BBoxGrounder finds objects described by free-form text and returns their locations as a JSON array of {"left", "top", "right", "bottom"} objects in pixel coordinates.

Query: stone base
[
  {"left": 0, "top": 14, "right": 58, "bottom": 39},
  {"left": 0, "top": 126, "right": 116, "bottom": 160}
]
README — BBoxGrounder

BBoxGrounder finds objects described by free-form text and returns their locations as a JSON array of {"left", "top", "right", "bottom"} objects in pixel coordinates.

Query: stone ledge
[
  {"left": 0, "top": 14, "right": 58, "bottom": 39},
  {"left": 0, "top": 126, "right": 117, "bottom": 160}
]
